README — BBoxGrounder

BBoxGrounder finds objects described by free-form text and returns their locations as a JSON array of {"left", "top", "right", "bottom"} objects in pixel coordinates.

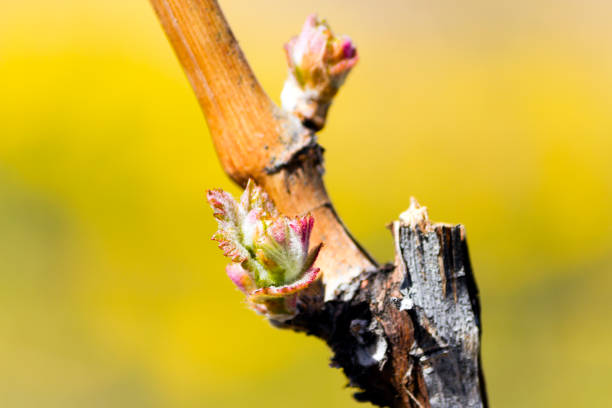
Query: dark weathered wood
[
  {"left": 393, "top": 218, "right": 487, "bottom": 407},
  {"left": 276, "top": 202, "right": 487, "bottom": 408}
]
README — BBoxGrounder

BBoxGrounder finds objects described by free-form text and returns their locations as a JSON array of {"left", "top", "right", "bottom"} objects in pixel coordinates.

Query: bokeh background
[{"left": 1, "top": 0, "right": 611, "bottom": 407}]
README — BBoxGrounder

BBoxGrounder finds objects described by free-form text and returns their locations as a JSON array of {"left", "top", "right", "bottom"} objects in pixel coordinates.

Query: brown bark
[
  {"left": 148, "top": 1, "right": 487, "bottom": 406},
  {"left": 149, "top": 0, "right": 377, "bottom": 300}
]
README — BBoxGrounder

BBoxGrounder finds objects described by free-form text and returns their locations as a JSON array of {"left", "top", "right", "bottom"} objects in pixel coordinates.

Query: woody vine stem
[{"left": 149, "top": 1, "right": 488, "bottom": 407}]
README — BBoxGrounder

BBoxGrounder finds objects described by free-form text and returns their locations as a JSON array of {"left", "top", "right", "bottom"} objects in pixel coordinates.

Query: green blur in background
[{"left": 1, "top": 0, "right": 611, "bottom": 407}]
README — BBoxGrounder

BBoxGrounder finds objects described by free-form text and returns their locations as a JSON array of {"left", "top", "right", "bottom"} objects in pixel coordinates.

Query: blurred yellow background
[{"left": 1, "top": 0, "right": 611, "bottom": 407}]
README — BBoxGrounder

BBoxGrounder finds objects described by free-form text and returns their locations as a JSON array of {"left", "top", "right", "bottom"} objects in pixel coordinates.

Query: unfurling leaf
[{"left": 207, "top": 179, "right": 322, "bottom": 320}]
